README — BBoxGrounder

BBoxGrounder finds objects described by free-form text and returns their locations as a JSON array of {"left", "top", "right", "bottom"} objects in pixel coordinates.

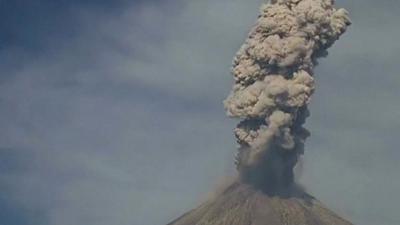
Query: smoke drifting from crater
[{"left": 224, "top": 0, "right": 350, "bottom": 190}]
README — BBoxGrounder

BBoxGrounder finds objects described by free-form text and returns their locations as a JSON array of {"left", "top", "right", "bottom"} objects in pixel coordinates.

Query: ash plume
[{"left": 224, "top": 0, "right": 351, "bottom": 192}]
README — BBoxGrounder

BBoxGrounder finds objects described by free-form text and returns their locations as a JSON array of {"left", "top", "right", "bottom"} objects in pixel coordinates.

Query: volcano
[
  {"left": 167, "top": 182, "right": 352, "bottom": 225},
  {"left": 167, "top": 0, "right": 352, "bottom": 223}
]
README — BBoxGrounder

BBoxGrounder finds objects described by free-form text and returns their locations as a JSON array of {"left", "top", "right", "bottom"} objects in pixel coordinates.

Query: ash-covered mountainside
[{"left": 168, "top": 182, "right": 353, "bottom": 225}]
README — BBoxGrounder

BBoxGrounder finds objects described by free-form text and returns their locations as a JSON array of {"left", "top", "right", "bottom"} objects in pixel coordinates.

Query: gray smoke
[{"left": 224, "top": 0, "right": 350, "bottom": 191}]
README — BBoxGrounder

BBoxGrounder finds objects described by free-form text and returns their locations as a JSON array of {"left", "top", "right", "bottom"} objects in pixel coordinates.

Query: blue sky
[{"left": 1, "top": 0, "right": 400, "bottom": 225}]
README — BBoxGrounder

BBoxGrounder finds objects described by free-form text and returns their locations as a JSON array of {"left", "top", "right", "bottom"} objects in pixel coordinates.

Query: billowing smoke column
[{"left": 224, "top": 0, "right": 350, "bottom": 192}]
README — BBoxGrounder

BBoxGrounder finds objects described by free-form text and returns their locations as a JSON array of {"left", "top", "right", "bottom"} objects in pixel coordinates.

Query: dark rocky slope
[{"left": 168, "top": 182, "right": 352, "bottom": 225}]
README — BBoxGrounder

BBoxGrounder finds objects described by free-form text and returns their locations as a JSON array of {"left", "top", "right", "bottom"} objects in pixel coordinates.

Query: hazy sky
[{"left": 1, "top": 0, "right": 399, "bottom": 225}]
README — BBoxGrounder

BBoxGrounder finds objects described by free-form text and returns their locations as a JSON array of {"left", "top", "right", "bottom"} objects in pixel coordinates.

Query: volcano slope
[{"left": 167, "top": 182, "right": 353, "bottom": 225}]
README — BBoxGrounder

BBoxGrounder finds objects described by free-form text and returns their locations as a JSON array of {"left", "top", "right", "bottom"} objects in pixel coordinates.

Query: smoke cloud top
[{"left": 224, "top": 0, "right": 350, "bottom": 190}]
